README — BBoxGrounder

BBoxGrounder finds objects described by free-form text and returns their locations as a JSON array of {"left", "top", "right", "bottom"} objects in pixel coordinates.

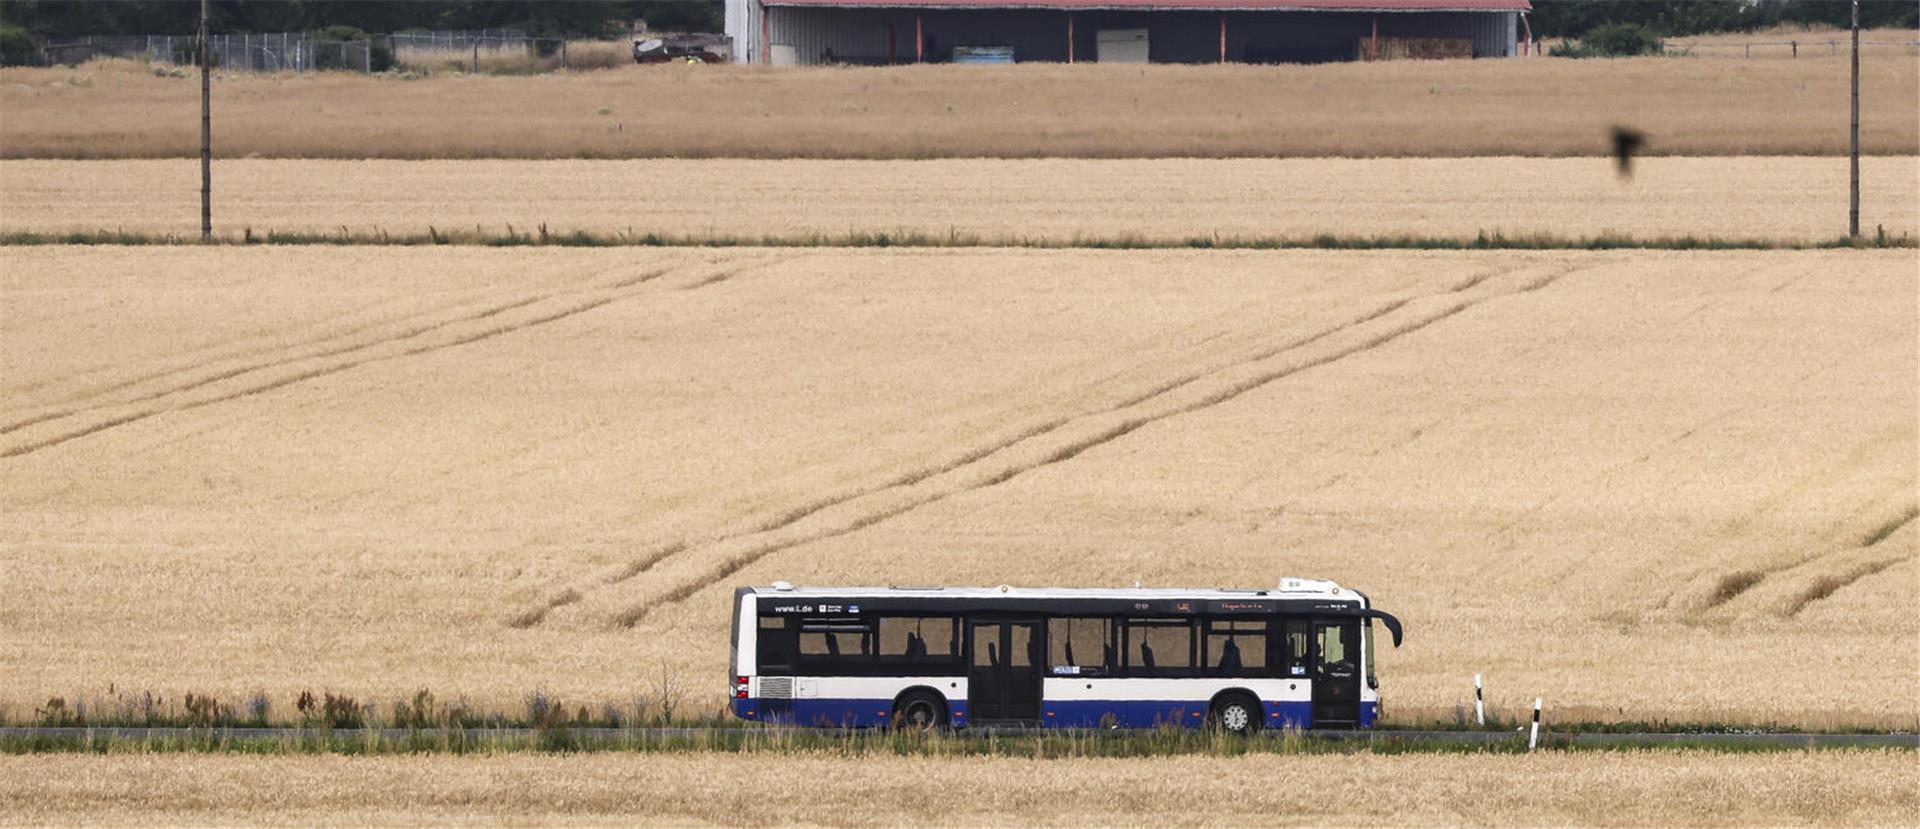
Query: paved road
[{"left": 3, "top": 726, "right": 1913, "bottom": 748}]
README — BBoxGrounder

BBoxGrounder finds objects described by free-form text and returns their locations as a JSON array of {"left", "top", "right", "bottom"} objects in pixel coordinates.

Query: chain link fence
[
  {"left": 27, "top": 29, "right": 574, "bottom": 73},
  {"left": 37, "top": 33, "right": 376, "bottom": 72}
]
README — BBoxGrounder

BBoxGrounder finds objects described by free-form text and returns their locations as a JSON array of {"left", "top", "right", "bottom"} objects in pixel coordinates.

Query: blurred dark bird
[{"left": 1612, "top": 126, "right": 1646, "bottom": 179}]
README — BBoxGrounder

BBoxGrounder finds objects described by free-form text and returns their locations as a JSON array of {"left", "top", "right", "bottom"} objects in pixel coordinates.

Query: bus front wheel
[
  {"left": 891, "top": 691, "right": 947, "bottom": 732},
  {"left": 1210, "top": 694, "right": 1262, "bottom": 736}
]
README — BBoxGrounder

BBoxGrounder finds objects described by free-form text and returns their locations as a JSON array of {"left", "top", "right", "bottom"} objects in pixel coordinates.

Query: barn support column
[
  {"left": 760, "top": 1, "right": 770, "bottom": 64},
  {"left": 1369, "top": 14, "right": 1378, "bottom": 60},
  {"left": 916, "top": 12, "right": 924, "bottom": 62},
  {"left": 1219, "top": 14, "right": 1227, "bottom": 63},
  {"left": 1068, "top": 13, "right": 1075, "bottom": 63}
]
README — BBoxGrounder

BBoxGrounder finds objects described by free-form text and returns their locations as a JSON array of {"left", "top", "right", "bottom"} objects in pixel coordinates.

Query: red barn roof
[{"left": 764, "top": 0, "right": 1528, "bottom": 9}]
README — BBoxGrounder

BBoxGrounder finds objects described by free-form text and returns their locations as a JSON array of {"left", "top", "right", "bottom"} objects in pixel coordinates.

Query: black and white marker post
[
  {"left": 1474, "top": 673, "right": 1485, "bottom": 726},
  {"left": 1528, "top": 697, "right": 1542, "bottom": 751}
]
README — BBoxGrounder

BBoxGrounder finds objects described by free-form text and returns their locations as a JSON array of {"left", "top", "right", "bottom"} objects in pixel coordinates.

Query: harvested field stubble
[
  {"left": 3, "top": 157, "right": 1916, "bottom": 244},
  {"left": 1, "top": 246, "right": 1912, "bottom": 730},
  {"left": 2, "top": 751, "right": 1915, "bottom": 827},
  {"left": 1, "top": 55, "right": 1915, "bottom": 159}
]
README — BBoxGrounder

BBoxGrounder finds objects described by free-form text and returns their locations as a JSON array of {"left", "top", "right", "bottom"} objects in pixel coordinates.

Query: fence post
[
  {"left": 1849, "top": 0, "right": 1860, "bottom": 239},
  {"left": 472, "top": 41, "right": 478, "bottom": 73},
  {"left": 1791, "top": 40, "right": 1797, "bottom": 58},
  {"left": 363, "top": 39, "right": 371, "bottom": 73},
  {"left": 200, "top": 0, "right": 211, "bottom": 241},
  {"left": 1528, "top": 698, "right": 1541, "bottom": 751},
  {"left": 1744, "top": 43, "right": 1750, "bottom": 58},
  {"left": 561, "top": 39, "right": 568, "bottom": 68},
  {"left": 1473, "top": 674, "right": 1485, "bottom": 726}
]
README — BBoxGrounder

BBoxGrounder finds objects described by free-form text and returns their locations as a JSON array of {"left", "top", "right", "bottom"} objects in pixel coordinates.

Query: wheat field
[
  {"left": 2, "top": 244, "right": 1911, "bottom": 729},
  {"left": 3, "top": 750, "right": 1916, "bottom": 827},
  {"left": 3, "top": 157, "right": 1917, "bottom": 244},
  {"left": 2, "top": 54, "right": 1916, "bottom": 159}
]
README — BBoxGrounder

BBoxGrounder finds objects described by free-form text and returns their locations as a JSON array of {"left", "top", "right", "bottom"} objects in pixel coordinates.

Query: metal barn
[{"left": 725, "top": 0, "right": 1528, "bottom": 65}]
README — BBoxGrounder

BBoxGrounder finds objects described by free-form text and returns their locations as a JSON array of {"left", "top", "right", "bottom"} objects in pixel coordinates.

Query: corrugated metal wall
[{"left": 727, "top": 1, "right": 1516, "bottom": 64}]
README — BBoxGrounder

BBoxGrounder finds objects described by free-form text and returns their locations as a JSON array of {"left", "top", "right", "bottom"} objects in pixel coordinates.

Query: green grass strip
[{"left": 3, "top": 728, "right": 1908, "bottom": 757}]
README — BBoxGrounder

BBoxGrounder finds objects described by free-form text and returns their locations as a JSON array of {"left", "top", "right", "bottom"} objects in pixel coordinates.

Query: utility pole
[
  {"left": 1848, "top": 0, "right": 1859, "bottom": 238},
  {"left": 200, "top": 0, "right": 212, "bottom": 241}
]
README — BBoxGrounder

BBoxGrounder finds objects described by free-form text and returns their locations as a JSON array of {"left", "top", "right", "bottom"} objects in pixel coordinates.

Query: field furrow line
[
  {"left": 1686, "top": 497, "right": 1918, "bottom": 620},
  {"left": 0, "top": 267, "right": 647, "bottom": 435},
  {"left": 558, "top": 264, "right": 1581, "bottom": 630},
  {"left": 0, "top": 293, "right": 401, "bottom": 404},
  {"left": 1655, "top": 428, "right": 1917, "bottom": 619},
  {"left": 0, "top": 266, "right": 583, "bottom": 419},
  {"left": 0, "top": 264, "right": 711, "bottom": 459},
  {"left": 524, "top": 264, "right": 1532, "bottom": 629}
]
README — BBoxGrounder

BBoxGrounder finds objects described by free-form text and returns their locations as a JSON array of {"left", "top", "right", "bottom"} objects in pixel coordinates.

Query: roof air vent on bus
[{"left": 771, "top": 581, "right": 794, "bottom": 591}]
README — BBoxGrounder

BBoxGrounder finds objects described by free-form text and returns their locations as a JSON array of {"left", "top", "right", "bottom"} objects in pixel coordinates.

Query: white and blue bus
[{"left": 729, "top": 578, "right": 1402, "bottom": 732}]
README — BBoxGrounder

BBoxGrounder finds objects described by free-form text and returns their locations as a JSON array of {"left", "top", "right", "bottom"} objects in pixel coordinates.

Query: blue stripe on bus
[{"left": 739, "top": 697, "right": 1373, "bottom": 730}]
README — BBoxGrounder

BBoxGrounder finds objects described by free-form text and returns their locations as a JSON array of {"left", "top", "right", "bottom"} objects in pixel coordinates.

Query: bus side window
[
  {"left": 1285, "top": 620, "right": 1310, "bottom": 677},
  {"left": 1047, "top": 617, "right": 1110, "bottom": 674},
  {"left": 798, "top": 618, "right": 873, "bottom": 662},
  {"left": 879, "top": 616, "right": 956, "bottom": 663},
  {"left": 1124, "top": 618, "right": 1194, "bottom": 677},
  {"left": 1204, "top": 619, "right": 1268, "bottom": 677}
]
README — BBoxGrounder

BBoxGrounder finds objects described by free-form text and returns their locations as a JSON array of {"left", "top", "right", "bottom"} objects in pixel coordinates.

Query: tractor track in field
[
  {"left": 529, "top": 262, "right": 1585, "bottom": 631},
  {"left": 0, "top": 259, "right": 782, "bottom": 459},
  {"left": 0, "top": 266, "right": 577, "bottom": 430}
]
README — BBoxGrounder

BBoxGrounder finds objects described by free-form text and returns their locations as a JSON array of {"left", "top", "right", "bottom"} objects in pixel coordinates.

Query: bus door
[
  {"left": 967, "top": 620, "right": 1042, "bottom": 722},
  {"left": 1311, "top": 619, "right": 1361, "bottom": 727}
]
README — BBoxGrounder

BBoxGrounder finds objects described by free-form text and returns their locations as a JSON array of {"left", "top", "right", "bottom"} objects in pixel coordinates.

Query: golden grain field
[
  {"left": 2, "top": 245, "right": 1912, "bottom": 730},
  {"left": 2, "top": 54, "right": 1916, "bottom": 160},
  {"left": 4, "top": 750, "right": 1916, "bottom": 827},
  {"left": 4, "top": 157, "right": 1917, "bottom": 243}
]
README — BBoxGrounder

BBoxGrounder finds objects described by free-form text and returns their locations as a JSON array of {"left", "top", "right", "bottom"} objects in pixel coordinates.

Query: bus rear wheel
[
  {"left": 891, "top": 692, "right": 946, "bottom": 732},
  {"left": 1210, "top": 694, "right": 1262, "bottom": 736}
]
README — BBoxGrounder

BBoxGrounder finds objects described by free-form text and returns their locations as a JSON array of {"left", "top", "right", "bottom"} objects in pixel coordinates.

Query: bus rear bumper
[{"left": 733, "top": 696, "right": 894, "bottom": 727}]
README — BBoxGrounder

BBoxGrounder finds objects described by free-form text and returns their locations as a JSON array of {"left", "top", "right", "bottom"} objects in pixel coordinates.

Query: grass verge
[
  {"left": 3, "top": 727, "right": 1905, "bottom": 757},
  {"left": 1, "top": 227, "right": 1913, "bottom": 251}
]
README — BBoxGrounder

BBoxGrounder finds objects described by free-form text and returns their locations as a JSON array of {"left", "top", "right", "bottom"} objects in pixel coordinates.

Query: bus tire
[
  {"left": 891, "top": 691, "right": 947, "bottom": 732},
  {"left": 1209, "top": 693, "right": 1262, "bottom": 736}
]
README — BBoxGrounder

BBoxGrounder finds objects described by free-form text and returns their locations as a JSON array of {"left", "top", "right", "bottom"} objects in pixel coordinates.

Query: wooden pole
[
  {"left": 1067, "top": 14, "right": 1074, "bottom": 64},
  {"left": 1849, "top": 0, "right": 1860, "bottom": 238},
  {"left": 916, "top": 13, "right": 923, "bottom": 63},
  {"left": 1370, "top": 15, "right": 1378, "bottom": 61},
  {"left": 199, "top": 0, "right": 210, "bottom": 241},
  {"left": 1219, "top": 14, "right": 1226, "bottom": 63}
]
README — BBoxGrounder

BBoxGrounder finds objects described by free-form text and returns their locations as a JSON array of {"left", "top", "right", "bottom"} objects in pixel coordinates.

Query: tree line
[
  {"left": 1529, "top": 0, "right": 1917, "bottom": 39},
  {"left": 0, "top": 0, "right": 724, "bottom": 39}
]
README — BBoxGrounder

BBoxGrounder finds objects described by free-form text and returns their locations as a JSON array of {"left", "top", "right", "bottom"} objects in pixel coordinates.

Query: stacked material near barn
[
  {"left": 1359, "top": 36, "right": 1474, "bottom": 60},
  {"left": 726, "top": 0, "right": 1526, "bottom": 65}
]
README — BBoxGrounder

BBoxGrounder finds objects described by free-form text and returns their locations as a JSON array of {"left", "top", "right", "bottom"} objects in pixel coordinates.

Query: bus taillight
[{"left": 735, "top": 676, "right": 750, "bottom": 698}]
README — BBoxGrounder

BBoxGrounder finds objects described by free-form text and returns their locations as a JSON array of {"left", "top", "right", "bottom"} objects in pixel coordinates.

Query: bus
[{"left": 729, "top": 578, "right": 1403, "bottom": 732}]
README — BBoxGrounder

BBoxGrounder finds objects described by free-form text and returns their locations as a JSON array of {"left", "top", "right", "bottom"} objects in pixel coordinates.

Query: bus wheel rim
[{"left": 1223, "top": 705, "right": 1249, "bottom": 731}]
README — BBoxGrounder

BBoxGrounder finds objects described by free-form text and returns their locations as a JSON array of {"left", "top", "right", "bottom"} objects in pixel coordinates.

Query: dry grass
[
  {"left": 1, "top": 245, "right": 1912, "bottom": 729},
  {"left": 392, "top": 39, "right": 629, "bottom": 75},
  {"left": 3, "top": 157, "right": 1916, "bottom": 243},
  {"left": 1, "top": 55, "right": 1915, "bottom": 159},
  {"left": 1, "top": 750, "right": 1914, "bottom": 827}
]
